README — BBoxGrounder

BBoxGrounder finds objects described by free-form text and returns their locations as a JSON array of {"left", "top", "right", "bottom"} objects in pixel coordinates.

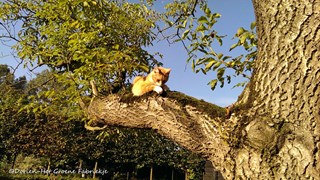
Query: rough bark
[
  {"left": 85, "top": 0, "right": 320, "bottom": 179},
  {"left": 85, "top": 91, "right": 234, "bottom": 174},
  {"left": 234, "top": 0, "right": 320, "bottom": 178}
]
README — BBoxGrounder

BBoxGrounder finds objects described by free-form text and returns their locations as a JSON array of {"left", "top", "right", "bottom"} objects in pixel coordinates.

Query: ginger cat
[{"left": 132, "top": 67, "right": 171, "bottom": 96}]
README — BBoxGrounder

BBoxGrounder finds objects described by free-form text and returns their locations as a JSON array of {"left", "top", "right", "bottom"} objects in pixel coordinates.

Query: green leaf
[
  {"left": 250, "top": 21, "right": 256, "bottom": 30},
  {"left": 182, "top": 29, "right": 190, "bottom": 39},
  {"left": 182, "top": 19, "right": 188, "bottom": 28},
  {"left": 113, "top": 44, "right": 120, "bottom": 50},
  {"left": 233, "top": 82, "right": 247, "bottom": 88},
  {"left": 223, "top": 56, "right": 232, "bottom": 61},
  {"left": 191, "top": 60, "right": 195, "bottom": 71},
  {"left": 211, "top": 13, "right": 221, "bottom": 19},
  {"left": 83, "top": 1, "right": 89, "bottom": 7},
  {"left": 219, "top": 78, "right": 225, "bottom": 88},
  {"left": 208, "top": 79, "right": 218, "bottom": 90},
  {"left": 205, "top": 60, "right": 216, "bottom": 70},
  {"left": 230, "top": 43, "right": 239, "bottom": 51},
  {"left": 216, "top": 36, "right": 223, "bottom": 46},
  {"left": 165, "top": 19, "right": 173, "bottom": 26},
  {"left": 227, "top": 75, "right": 231, "bottom": 84},
  {"left": 196, "top": 24, "right": 207, "bottom": 31},
  {"left": 200, "top": 68, "right": 207, "bottom": 75},
  {"left": 217, "top": 67, "right": 225, "bottom": 80},
  {"left": 198, "top": 16, "right": 208, "bottom": 24},
  {"left": 204, "top": 6, "right": 211, "bottom": 16},
  {"left": 237, "top": 27, "right": 245, "bottom": 37},
  {"left": 213, "top": 61, "right": 222, "bottom": 70},
  {"left": 198, "top": 48, "right": 207, "bottom": 54},
  {"left": 240, "top": 33, "right": 249, "bottom": 44}
]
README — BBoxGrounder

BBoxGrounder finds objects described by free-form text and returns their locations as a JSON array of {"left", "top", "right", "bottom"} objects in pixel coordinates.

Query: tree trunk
[
  {"left": 93, "top": 161, "right": 98, "bottom": 178},
  {"left": 150, "top": 166, "right": 153, "bottom": 180},
  {"left": 78, "top": 160, "right": 82, "bottom": 171},
  {"left": 232, "top": 0, "right": 320, "bottom": 178},
  {"left": 185, "top": 171, "right": 188, "bottom": 180},
  {"left": 47, "top": 160, "right": 51, "bottom": 176},
  {"left": 10, "top": 153, "right": 17, "bottom": 169},
  {"left": 172, "top": 169, "right": 174, "bottom": 180},
  {"left": 84, "top": 0, "right": 320, "bottom": 179}
]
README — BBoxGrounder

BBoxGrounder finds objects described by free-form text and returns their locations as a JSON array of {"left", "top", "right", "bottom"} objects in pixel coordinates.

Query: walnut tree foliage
[
  {"left": 0, "top": 0, "right": 162, "bottom": 116},
  {"left": 154, "top": 0, "right": 257, "bottom": 90}
]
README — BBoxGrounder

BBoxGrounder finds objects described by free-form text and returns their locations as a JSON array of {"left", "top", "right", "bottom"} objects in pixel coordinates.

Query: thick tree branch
[{"left": 84, "top": 90, "right": 233, "bottom": 171}]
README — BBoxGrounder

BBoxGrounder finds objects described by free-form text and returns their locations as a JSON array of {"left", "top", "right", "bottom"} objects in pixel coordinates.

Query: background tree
[
  {"left": 0, "top": 64, "right": 28, "bottom": 167},
  {"left": 98, "top": 128, "right": 205, "bottom": 179}
]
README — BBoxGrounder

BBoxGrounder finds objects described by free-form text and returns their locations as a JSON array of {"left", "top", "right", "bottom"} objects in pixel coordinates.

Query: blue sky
[{"left": 0, "top": 0, "right": 255, "bottom": 107}]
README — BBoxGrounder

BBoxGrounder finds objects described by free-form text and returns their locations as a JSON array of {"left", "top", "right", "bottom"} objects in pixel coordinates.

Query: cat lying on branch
[{"left": 132, "top": 67, "right": 171, "bottom": 96}]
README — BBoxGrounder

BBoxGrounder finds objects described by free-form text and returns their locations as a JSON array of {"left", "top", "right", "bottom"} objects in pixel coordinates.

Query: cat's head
[{"left": 151, "top": 67, "right": 171, "bottom": 86}]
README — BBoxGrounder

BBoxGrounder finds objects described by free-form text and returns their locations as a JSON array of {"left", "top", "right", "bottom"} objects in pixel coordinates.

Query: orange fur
[{"left": 132, "top": 67, "right": 171, "bottom": 96}]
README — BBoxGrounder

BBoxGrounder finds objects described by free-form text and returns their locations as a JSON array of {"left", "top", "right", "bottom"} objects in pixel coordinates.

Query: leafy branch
[{"left": 153, "top": 0, "right": 257, "bottom": 90}]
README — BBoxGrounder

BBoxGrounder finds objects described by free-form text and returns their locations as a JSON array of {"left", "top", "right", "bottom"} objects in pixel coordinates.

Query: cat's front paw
[{"left": 153, "top": 86, "right": 163, "bottom": 94}]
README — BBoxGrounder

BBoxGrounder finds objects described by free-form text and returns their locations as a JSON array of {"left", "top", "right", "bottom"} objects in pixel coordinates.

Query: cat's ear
[
  {"left": 153, "top": 67, "right": 160, "bottom": 73},
  {"left": 162, "top": 68, "right": 171, "bottom": 74}
]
